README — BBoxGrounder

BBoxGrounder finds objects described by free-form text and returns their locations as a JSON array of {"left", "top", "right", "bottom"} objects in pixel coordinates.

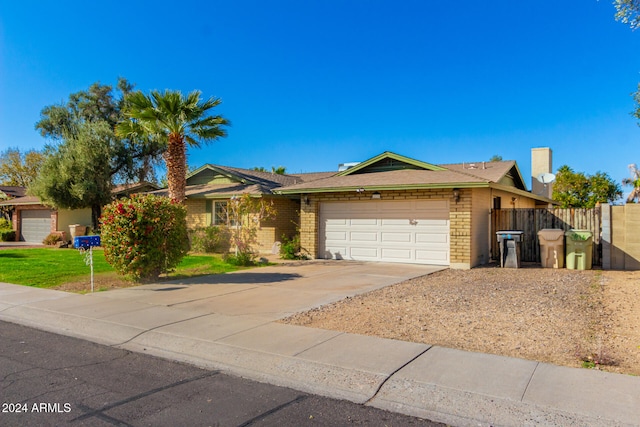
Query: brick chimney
[{"left": 531, "top": 147, "right": 553, "bottom": 198}]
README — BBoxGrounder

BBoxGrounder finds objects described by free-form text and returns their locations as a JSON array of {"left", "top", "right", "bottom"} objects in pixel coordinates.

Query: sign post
[{"left": 74, "top": 235, "right": 101, "bottom": 293}]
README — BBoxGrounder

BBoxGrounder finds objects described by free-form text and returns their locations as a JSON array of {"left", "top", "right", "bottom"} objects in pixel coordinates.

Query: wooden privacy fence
[{"left": 491, "top": 207, "right": 601, "bottom": 265}]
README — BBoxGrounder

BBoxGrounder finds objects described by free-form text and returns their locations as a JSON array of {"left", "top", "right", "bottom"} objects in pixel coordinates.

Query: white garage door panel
[
  {"left": 20, "top": 210, "right": 52, "bottom": 243},
  {"left": 320, "top": 200, "right": 450, "bottom": 265},
  {"left": 350, "top": 232, "right": 378, "bottom": 242},
  {"left": 351, "top": 218, "right": 378, "bottom": 226},
  {"left": 351, "top": 247, "right": 379, "bottom": 258},
  {"left": 381, "top": 248, "right": 413, "bottom": 260},
  {"left": 381, "top": 232, "right": 412, "bottom": 243},
  {"left": 326, "top": 231, "right": 347, "bottom": 240}
]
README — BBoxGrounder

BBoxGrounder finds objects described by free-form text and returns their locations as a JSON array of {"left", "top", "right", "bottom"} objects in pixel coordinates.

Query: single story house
[
  {"left": 275, "top": 151, "right": 553, "bottom": 269},
  {"left": 0, "top": 182, "right": 159, "bottom": 243},
  {"left": 159, "top": 165, "right": 332, "bottom": 252},
  {"left": 0, "top": 186, "right": 27, "bottom": 200}
]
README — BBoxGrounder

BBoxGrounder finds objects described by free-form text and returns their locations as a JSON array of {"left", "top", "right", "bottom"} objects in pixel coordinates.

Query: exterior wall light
[
  {"left": 453, "top": 189, "right": 460, "bottom": 202},
  {"left": 356, "top": 188, "right": 365, "bottom": 193}
]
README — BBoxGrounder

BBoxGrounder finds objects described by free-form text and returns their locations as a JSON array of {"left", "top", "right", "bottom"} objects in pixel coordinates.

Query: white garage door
[
  {"left": 20, "top": 210, "right": 52, "bottom": 243},
  {"left": 319, "top": 200, "right": 450, "bottom": 265}
]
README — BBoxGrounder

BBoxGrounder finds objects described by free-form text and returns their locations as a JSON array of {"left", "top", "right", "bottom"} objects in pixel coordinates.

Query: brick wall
[
  {"left": 185, "top": 199, "right": 208, "bottom": 229},
  {"left": 299, "top": 189, "right": 474, "bottom": 268},
  {"left": 185, "top": 197, "right": 300, "bottom": 254},
  {"left": 256, "top": 197, "right": 300, "bottom": 252}
]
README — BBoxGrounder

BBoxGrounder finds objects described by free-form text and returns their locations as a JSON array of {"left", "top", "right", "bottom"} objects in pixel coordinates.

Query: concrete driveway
[{"left": 89, "top": 260, "right": 445, "bottom": 321}]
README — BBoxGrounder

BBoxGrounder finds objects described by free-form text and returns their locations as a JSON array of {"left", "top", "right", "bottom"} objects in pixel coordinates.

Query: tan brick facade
[
  {"left": 256, "top": 197, "right": 300, "bottom": 252},
  {"left": 299, "top": 188, "right": 475, "bottom": 269},
  {"left": 185, "top": 197, "right": 300, "bottom": 253}
]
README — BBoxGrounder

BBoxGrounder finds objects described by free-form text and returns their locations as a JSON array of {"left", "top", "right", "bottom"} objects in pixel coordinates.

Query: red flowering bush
[{"left": 100, "top": 194, "right": 189, "bottom": 281}]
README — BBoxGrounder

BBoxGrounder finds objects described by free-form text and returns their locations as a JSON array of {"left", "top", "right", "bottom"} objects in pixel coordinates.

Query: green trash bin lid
[{"left": 564, "top": 230, "right": 593, "bottom": 241}]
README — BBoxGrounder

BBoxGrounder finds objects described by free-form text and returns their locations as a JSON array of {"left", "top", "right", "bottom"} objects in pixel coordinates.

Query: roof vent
[{"left": 338, "top": 162, "right": 360, "bottom": 172}]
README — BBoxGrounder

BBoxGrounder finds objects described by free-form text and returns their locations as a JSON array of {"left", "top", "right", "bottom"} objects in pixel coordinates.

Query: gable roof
[
  {"left": 276, "top": 151, "right": 548, "bottom": 201},
  {"left": 335, "top": 151, "right": 446, "bottom": 176},
  {"left": 151, "top": 164, "right": 313, "bottom": 199}
]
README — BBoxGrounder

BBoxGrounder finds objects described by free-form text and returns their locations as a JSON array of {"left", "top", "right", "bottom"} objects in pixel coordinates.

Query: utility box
[
  {"left": 496, "top": 231, "right": 523, "bottom": 268},
  {"left": 565, "top": 230, "right": 593, "bottom": 270},
  {"left": 538, "top": 229, "right": 565, "bottom": 268}
]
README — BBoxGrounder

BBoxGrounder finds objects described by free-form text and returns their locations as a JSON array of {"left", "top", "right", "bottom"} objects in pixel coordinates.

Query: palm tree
[
  {"left": 623, "top": 163, "right": 640, "bottom": 203},
  {"left": 116, "top": 90, "right": 229, "bottom": 202}
]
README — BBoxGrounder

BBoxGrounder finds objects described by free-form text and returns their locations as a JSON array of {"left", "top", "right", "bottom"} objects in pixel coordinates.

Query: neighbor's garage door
[
  {"left": 20, "top": 210, "right": 52, "bottom": 243},
  {"left": 319, "top": 200, "right": 450, "bottom": 265}
]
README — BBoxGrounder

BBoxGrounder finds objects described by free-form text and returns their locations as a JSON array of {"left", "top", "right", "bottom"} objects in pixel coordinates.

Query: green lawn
[{"left": 0, "top": 248, "right": 242, "bottom": 288}]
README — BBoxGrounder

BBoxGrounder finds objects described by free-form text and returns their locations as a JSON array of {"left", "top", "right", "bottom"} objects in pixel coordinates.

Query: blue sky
[{"left": 1, "top": 0, "right": 639, "bottom": 193}]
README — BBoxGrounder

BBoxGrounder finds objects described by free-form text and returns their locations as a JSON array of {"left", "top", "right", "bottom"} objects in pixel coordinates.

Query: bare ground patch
[{"left": 281, "top": 266, "right": 640, "bottom": 375}]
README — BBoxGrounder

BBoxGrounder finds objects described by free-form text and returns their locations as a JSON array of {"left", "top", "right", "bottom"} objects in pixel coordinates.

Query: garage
[
  {"left": 319, "top": 200, "right": 450, "bottom": 265},
  {"left": 20, "top": 209, "right": 53, "bottom": 243}
]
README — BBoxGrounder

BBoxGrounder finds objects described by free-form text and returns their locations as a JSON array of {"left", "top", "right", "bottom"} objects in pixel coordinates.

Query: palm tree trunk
[{"left": 165, "top": 134, "right": 187, "bottom": 202}]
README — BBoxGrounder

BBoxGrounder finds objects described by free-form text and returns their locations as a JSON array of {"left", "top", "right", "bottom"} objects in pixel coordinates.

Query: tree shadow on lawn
[{"left": 0, "top": 252, "right": 28, "bottom": 258}]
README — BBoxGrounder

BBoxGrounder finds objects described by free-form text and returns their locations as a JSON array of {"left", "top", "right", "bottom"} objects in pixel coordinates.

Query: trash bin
[
  {"left": 496, "top": 231, "right": 523, "bottom": 268},
  {"left": 565, "top": 230, "right": 593, "bottom": 270},
  {"left": 69, "top": 224, "right": 88, "bottom": 247},
  {"left": 538, "top": 229, "right": 565, "bottom": 269}
]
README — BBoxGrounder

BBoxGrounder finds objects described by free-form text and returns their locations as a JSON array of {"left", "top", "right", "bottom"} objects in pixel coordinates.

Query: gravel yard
[{"left": 281, "top": 265, "right": 640, "bottom": 376}]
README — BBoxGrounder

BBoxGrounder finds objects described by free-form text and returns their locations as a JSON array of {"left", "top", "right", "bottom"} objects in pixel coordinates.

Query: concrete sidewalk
[{"left": 1, "top": 261, "right": 638, "bottom": 426}]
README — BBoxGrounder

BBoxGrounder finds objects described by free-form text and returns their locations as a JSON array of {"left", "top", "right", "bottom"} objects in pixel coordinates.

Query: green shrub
[
  {"left": 100, "top": 194, "right": 189, "bottom": 281},
  {"left": 280, "top": 234, "right": 308, "bottom": 260},
  {"left": 0, "top": 229, "right": 15, "bottom": 242},
  {"left": 0, "top": 218, "right": 11, "bottom": 229},
  {"left": 189, "top": 225, "right": 231, "bottom": 253},
  {"left": 224, "top": 251, "right": 256, "bottom": 266},
  {"left": 42, "top": 233, "right": 63, "bottom": 246}
]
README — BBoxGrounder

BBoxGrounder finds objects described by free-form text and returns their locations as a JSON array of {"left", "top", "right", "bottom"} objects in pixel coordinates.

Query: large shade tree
[
  {"left": 117, "top": 90, "right": 229, "bottom": 202},
  {"left": 0, "top": 148, "right": 46, "bottom": 187},
  {"left": 552, "top": 165, "right": 622, "bottom": 208},
  {"left": 32, "top": 79, "right": 165, "bottom": 228}
]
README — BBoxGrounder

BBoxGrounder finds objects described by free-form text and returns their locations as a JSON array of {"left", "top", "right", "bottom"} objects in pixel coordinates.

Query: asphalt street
[{"left": 0, "top": 321, "right": 444, "bottom": 426}]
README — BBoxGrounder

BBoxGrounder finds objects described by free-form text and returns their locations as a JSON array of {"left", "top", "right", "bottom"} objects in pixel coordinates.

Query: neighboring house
[
  {"left": 0, "top": 195, "right": 87, "bottom": 243},
  {"left": 0, "top": 186, "right": 27, "bottom": 222},
  {"left": 275, "top": 151, "right": 553, "bottom": 269},
  {"left": 112, "top": 181, "right": 160, "bottom": 198},
  {"left": 155, "top": 165, "right": 333, "bottom": 252},
  {"left": 0, "top": 182, "right": 160, "bottom": 243},
  {"left": 0, "top": 186, "right": 27, "bottom": 199}
]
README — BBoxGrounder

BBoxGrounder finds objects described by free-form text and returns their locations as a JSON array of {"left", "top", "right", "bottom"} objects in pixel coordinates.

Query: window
[
  {"left": 213, "top": 201, "right": 228, "bottom": 225},
  {"left": 212, "top": 201, "right": 238, "bottom": 226},
  {"left": 493, "top": 197, "right": 502, "bottom": 210}
]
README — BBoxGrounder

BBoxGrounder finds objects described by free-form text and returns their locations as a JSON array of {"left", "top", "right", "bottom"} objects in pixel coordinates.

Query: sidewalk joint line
[
  {"left": 520, "top": 362, "right": 540, "bottom": 402},
  {"left": 291, "top": 332, "right": 346, "bottom": 357},
  {"left": 364, "top": 345, "right": 433, "bottom": 405}
]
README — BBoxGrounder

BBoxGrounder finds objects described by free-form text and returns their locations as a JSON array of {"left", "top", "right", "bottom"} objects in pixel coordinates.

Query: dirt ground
[{"left": 281, "top": 266, "right": 640, "bottom": 376}]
